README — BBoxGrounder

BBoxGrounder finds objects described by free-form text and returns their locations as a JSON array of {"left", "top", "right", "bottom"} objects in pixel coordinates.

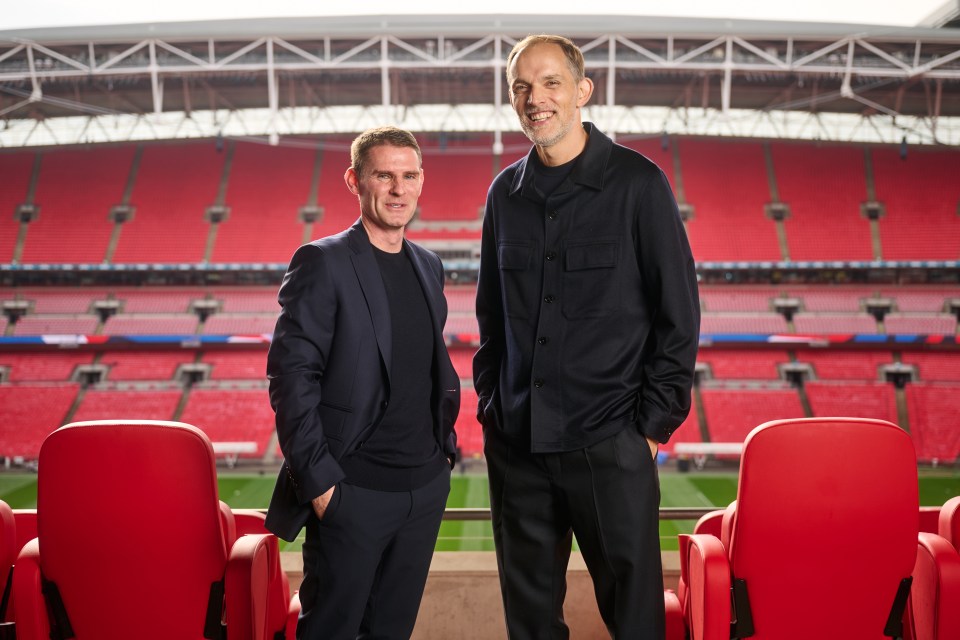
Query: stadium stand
[
  {"left": 9, "top": 288, "right": 104, "bottom": 313},
  {"left": 0, "top": 151, "right": 33, "bottom": 263},
  {"left": 12, "top": 315, "right": 99, "bottom": 336},
  {"left": 179, "top": 387, "right": 276, "bottom": 457},
  {"left": 906, "top": 383, "right": 960, "bottom": 463},
  {"left": 71, "top": 388, "right": 182, "bottom": 422},
  {"left": 771, "top": 142, "right": 874, "bottom": 261},
  {"left": 901, "top": 352, "right": 960, "bottom": 381},
  {"left": 678, "top": 139, "right": 782, "bottom": 262},
  {"left": 211, "top": 141, "right": 316, "bottom": 263},
  {"left": 213, "top": 287, "right": 279, "bottom": 312},
  {"left": 792, "top": 312, "right": 879, "bottom": 334},
  {"left": 872, "top": 147, "right": 960, "bottom": 261},
  {"left": 699, "top": 286, "right": 779, "bottom": 312},
  {"left": 20, "top": 147, "right": 135, "bottom": 264},
  {"left": 883, "top": 313, "right": 957, "bottom": 335},
  {"left": 202, "top": 314, "right": 278, "bottom": 335},
  {"left": 311, "top": 139, "right": 361, "bottom": 238},
  {"left": 102, "top": 313, "right": 199, "bottom": 335},
  {"left": 0, "top": 384, "right": 79, "bottom": 458},
  {"left": 416, "top": 135, "right": 493, "bottom": 221},
  {"left": 447, "top": 347, "right": 474, "bottom": 380},
  {"left": 698, "top": 387, "right": 806, "bottom": 443},
  {"left": 202, "top": 351, "right": 268, "bottom": 380},
  {"left": 784, "top": 285, "right": 879, "bottom": 312},
  {"left": 0, "top": 352, "right": 94, "bottom": 382},
  {"left": 99, "top": 350, "right": 192, "bottom": 381},
  {"left": 805, "top": 381, "right": 899, "bottom": 423},
  {"left": 456, "top": 390, "right": 482, "bottom": 457},
  {"left": 699, "top": 313, "right": 788, "bottom": 334},
  {"left": 799, "top": 351, "right": 895, "bottom": 380},
  {"left": 696, "top": 349, "right": 790, "bottom": 380},
  {"left": 112, "top": 288, "right": 200, "bottom": 313},
  {"left": 111, "top": 143, "right": 225, "bottom": 263},
  {"left": 882, "top": 287, "right": 958, "bottom": 312}
]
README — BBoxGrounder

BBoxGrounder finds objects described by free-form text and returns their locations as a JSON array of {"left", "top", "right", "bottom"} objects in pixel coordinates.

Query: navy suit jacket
[{"left": 265, "top": 220, "right": 460, "bottom": 542}]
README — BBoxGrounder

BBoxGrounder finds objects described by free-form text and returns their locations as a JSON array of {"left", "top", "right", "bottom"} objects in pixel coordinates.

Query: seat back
[
  {"left": 728, "top": 418, "right": 918, "bottom": 640},
  {"left": 37, "top": 420, "right": 230, "bottom": 639}
]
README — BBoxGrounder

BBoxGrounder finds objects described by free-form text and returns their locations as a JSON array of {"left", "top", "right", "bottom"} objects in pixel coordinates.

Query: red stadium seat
[
  {"left": 12, "top": 420, "right": 286, "bottom": 640},
  {"left": 904, "top": 532, "right": 960, "bottom": 640},
  {"left": 0, "top": 500, "right": 14, "bottom": 630},
  {"left": 678, "top": 418, "right": 918, "bottom": 640}
]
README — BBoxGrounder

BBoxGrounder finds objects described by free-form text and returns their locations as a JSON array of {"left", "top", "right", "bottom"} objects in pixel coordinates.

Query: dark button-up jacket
[{"left": 473, "top": 123, "right": 700, "bottom": 453}]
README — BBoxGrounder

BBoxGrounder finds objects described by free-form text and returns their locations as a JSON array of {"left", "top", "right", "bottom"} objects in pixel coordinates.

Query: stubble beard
[{"left": 520, "top": 114, "right": 574, "bottom": 149}]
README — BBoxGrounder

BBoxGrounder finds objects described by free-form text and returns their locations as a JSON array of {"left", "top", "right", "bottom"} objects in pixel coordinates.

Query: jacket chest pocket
[
  {"left": 562, "top": 239, "right": 622, "bottom": 319},
  {"left": 498, "top": 242, "right": 538, "bottom": 320}
]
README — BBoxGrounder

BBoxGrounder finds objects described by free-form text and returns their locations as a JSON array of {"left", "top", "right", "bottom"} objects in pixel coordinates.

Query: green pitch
[{"left": 2, "top": 470, "right": 959, "bottom": 553}]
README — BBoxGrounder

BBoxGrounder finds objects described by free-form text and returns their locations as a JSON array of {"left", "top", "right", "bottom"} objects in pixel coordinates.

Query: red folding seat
[
  {"left": 13, "top": 420, "right": 286, "bottom": 640},
  {"left": 679, "top": 418, "right": 918, "bottom": 640},
  {"left": 0, "top": 500, "right": 14, "bottom": 633}
]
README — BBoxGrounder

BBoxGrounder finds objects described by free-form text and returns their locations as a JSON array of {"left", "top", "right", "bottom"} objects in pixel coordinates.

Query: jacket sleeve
[
  {"left": 267, "top": 244, "right": 346, "bottom": 506},
  {"left": 634, "top": 169, "right": 701, "bottom": 443},
  {"left": 472, "top": 190, "right": 505, "bottom": 423}
]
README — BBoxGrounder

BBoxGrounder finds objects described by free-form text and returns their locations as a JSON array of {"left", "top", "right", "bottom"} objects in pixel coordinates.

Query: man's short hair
[
  {"left": 350, "top": 126, "right": 422, "bottom": 178},
  {"left": 507, "top": 34, "right": 585, "bottom": 84}
]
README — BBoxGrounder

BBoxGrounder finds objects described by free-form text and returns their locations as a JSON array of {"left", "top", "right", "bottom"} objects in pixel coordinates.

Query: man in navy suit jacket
[{"left": 265, "top": 126, "right": 460, "bottom": 639}]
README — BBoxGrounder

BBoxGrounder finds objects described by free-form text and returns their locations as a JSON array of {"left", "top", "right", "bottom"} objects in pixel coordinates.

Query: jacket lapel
[{"left": 347, "top": 221, "right": 392, "bottom": 382}]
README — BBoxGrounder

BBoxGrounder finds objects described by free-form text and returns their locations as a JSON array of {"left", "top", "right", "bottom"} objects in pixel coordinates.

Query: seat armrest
[
  {"left": 12, "top": 539, "right": 50, "bottom": 640},
  {"left": 679, "top": 533, "right": 731, "bottom": 640},
  {"left": 226, "top": 533, "right": 282, "bottom": 640},
  {"left": 910, "top": 532, "right": 960, "bottom": 640}
]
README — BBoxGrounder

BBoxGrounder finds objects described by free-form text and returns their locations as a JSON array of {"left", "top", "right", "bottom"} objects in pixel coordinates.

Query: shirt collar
[{"left": 508, "top": 122, "right": 611, "bottom": 197}]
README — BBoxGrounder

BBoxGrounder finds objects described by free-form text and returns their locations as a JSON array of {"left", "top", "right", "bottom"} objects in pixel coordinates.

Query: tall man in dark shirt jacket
[
  {"left": 474, "top": 35, "right": 700, "bottom": 639},
  {"left": 266, "top": 126, "right": 460, "bottom": 640}
]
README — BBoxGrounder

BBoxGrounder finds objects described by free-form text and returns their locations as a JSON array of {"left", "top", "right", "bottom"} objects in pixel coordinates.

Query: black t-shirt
[
  {"left": 531, "top": 151, "right": 578, "bottom": 200},
  {"left": 339, "top": 245, "right": 446, "bottom": 490}
]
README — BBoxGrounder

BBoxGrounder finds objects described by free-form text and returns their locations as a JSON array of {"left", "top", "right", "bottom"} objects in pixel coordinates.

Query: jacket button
[
  {"left": 544, "top": 295, "right": 555, "bottom": 303},
  {"left": 533, "top": 379, "right": 544, "bottom": 388},
  {"left": 548, "top": 211, "right": 558, "bottom": 220},
  {"left": 537, "top": 337, "right": 548, "bottom": 345},
  {"left": 545, "top": 252, "right": 556, "bottom": 261},
  {"left": 381, "top": 401, "right": 389, "bottom": 409}
]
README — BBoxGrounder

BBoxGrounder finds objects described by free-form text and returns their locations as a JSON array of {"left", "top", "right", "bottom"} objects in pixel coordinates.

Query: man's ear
[
  {"left": 344, "top": 167, "right": 360, "bottom": 194},
  {"left": 577, "top": 77, "right": 594, "bottom": 108}
]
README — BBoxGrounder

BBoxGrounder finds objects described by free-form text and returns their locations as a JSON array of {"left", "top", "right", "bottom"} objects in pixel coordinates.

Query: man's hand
[
  {"left": 311, "top": 485, "right": 336, "bottom": 520},
  {"left": 644, "top": 435, "right": 659, "bottom": 459}
]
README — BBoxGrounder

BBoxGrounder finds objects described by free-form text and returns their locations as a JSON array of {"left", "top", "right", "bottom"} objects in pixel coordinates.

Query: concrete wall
[{"left": 281, "top": 551, "right": 681, "bottom": 639}]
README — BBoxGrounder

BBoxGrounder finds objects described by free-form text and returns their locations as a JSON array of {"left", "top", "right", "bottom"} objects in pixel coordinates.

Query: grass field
[{"left": 3, "top": 469, "right": 959, "bottom": 552}]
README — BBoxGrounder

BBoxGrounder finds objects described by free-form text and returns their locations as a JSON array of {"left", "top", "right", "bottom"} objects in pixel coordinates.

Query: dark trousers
[
  {"left": 297, "top": 467, "right": 451, "bottom": 640},
  {"left": 485, "top": 427, "right": 664, "bottom": 639}
]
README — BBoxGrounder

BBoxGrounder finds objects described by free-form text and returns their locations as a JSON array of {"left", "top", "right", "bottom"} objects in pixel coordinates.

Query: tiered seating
[
  {"left": 699, "top": 314, "right": 788, "bottom": 334},
  {"left": 71, "top": 388, "right": 181, "bottom": 422},
  {"left": 872, "top": 147, "right": 960, "bottom": 260},
  {"left": 901, "top": 352, "right": 960, "bottom": 381},
  {"left": 214, "top": 287, "right": 278, "bottom": 312},
  {"left": 906, "top": 383, "right": 960, "bottom": 463},
  {"left": 799, "top": 351, "right": 894, "bottom": 380},
  {"left": 179, "top": 387, "right": 275, "bottom": 456},
  {"left": 792, "top": 313, "right": 878, "bottom": 334},
  {"left": 696, "top": 349, "right": 789, "bottom": 380},
  {"left": 882, "top": 287, "right": 956, "bottom": 312},
  {"left": 12, "top": 315, "right": 99, "bottom": 336},
  {"left": 660, "top": 394, "right": 702, "bottom": 455},
  {"left": 203, "top": 314, "right": 278, "bottom": 335},
  {"left": 443, "top": 285, "right": 477, "bottom": 314},
  {"left": 21, "top": 147, "right": 134, "bottom": 264},
  {"left": 202, "top": 351, "right": 267, "bottom": 380},
  {"left": 100, "top": 351, "right": 192, "bottom": 380},
  {"left": 0, "top": 384, "right": 78, "bottom": 457},
  {"left": 678, "top": 139, "right": 781, "bottom": 262},
  {"left": 13, "top": 288, "right": 104, "bottom": 313},
  {"left": 0, "top": 151, "right": 34, "bottom": 263},
  {"left": 447, "top": 347, "right": 474, "bottom": 380},
  {"left": 445, "top": 314, "right": 480, "bottom": 340},
  {"left": 312, "top": 141, "right": 361, "bottom": 239},
  {"left": 0, "top": 353, "right": 93, "bottom": 382},
  {"left": 112, "top": 143, "right": 225, "bottom": 263},
  {"left": 699, "top": 286, "right": 777, "bottom": 312},
  {"left": 805, "top": 381, "right": 898, "bottom": 423},
  {"left": 884, "top": 313, "right": 957, "bottom": 335},
  {"left": 699, "top": 387, "right": 805, "bottom": 442},
  {"left": 784, "top": 286, "right": 877, "bottom": 312},
  {"left": 771, "top": 142, "right": 873, "bottom": 261},
  {"left": 455, "top": 390, "right": 482, "bottom": 457},
  {"left": 102, "top": 314, "right": 198, "bottom": 335},
  {"left": 114, "top": 287, "right": 200, "bottom": 313},
  {"left": 211, "top": 142, "right": 315, "bottom": 263},
  {"left": 417, "top": 135, "right": 493, "bottom": 221}
]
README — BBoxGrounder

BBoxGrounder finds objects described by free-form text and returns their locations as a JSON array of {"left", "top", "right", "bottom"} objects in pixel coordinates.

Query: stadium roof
[{"left": 2, "top": 14, "right": 960, "bottom": 147}]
